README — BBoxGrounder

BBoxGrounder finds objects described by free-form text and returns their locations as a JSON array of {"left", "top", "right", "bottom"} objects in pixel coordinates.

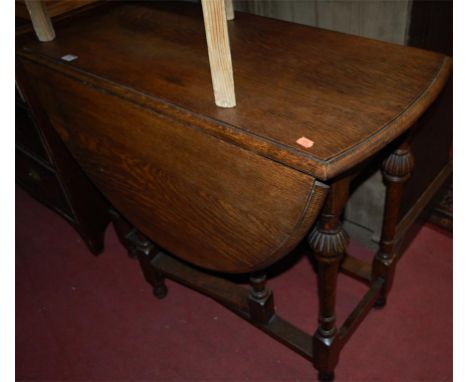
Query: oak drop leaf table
[{"left": 16, "top": 2, "right": 451, "bottom": 380}]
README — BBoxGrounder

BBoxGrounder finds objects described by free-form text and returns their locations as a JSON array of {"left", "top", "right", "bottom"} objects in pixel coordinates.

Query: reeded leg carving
[
  {"left": 131, "top": 231, "right": 168, "bottom": 299},
  {"left": 373, "top": 136, "right": 414, "bottom": 308},
  {"left": 248, "top": 272, "right": 275, "bottom": 324},
  {"left": 308, "top": 178, "right": 350, "bottom": 381}
]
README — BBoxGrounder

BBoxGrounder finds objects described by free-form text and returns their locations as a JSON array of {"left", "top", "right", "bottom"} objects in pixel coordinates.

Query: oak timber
[{"left": 18, "top": 1, "right": 451, "bottom": 180}]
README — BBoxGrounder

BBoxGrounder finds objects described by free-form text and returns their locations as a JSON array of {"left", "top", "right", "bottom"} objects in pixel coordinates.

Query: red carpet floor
[{"left": 16, "top": 186, "right": 452, "bottom": 381}]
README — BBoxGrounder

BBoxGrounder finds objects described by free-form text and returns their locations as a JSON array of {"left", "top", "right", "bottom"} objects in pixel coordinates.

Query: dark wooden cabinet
[
  {"left": 16, "top": 146, "right": 73, "bottom": 219},
  {"left": 16, "top": 12, "right": 111, "bottom": 255},
  {"left": 15, "top": 87, "right": 110, "bottom": 254},
  {"left": 16, "top": 99, "right": 49, "bottom": 162}
]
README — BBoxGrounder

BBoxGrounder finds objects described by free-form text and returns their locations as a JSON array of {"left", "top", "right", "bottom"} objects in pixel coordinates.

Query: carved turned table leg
[
  {"left": 308, "top": 177, "right": 350, "bottom": 381},
  {"left": 373, "top": 136, "right": 414, "bottom": 308}
]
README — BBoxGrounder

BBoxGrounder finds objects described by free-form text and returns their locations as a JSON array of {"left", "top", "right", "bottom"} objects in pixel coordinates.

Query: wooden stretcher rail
[
  {"left": 337, "top": 278, "right": 384, "bottom": 349},
  {"left": 152, "top": 249, "right": 385, "bottom": 364},
  {"left": 340, "top": 254, "right": 373, "bottom": 284},
  {"left": 152, "top": 250, "right": 314, "bottom": 361}
]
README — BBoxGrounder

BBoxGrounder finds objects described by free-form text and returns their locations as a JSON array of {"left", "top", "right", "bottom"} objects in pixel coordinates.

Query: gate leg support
[
  {"left": 248, "top": 272, "right": 275, "bottom": 324},
  {"left": 308, "top": 177, "right": 350, "bottom": 381},
  {"left": 131, "top": 231, "right": 168, "bottom": 299},
  {"left": 373, "top": 136, "right": 414, "bottom": 308}
]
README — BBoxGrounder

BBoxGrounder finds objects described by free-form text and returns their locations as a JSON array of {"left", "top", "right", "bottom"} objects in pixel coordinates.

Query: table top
[
  {"left": 15, "top": 0, "right": 99, "bottom": 19},
  {"left": 19, "top": 1, "right": 451, "bottom": 180}
]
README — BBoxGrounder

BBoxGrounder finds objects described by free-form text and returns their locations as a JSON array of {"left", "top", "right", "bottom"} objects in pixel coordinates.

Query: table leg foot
[
  {"left": 318, "top": 371, "right": 335, "bottom": 382},
  {"left": 153, "top": 283, "right": 168, "bottom": 300},
  {"left": 125, "top": 230, "right": 168, "bottom": 300},
  {"left": 373, "top": 295, "right": 386, "bottom": 309}
]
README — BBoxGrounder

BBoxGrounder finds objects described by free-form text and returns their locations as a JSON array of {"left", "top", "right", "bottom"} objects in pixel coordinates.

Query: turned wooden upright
[
  {"left": 306, "top": 137, "right": 416, "bottom": 380},
  {"left": 17, "top": 1, "right": 451, "bottom": 381},
  {"left": 373, "top": 134, "right": 415, "bottom": 307},
  {"left": 308, "top": 178, "right": 350, "bottom": 380}
]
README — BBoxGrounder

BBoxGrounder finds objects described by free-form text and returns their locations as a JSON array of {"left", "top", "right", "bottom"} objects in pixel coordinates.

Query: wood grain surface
[
  {"left": 18, "top": 1, "right": 451, "bottom": 180},
  {"left": 16, "top": 0, "right": 98, "bottom": 19},
  {"left": 20, "top": 59, "right": 328, "bottom": 273}
]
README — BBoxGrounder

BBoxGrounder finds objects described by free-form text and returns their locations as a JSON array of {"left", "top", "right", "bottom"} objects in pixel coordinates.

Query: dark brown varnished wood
[
  {"left": 130, "top": 231, "right": 168, "bottom": 300},
  {"left": 124, "top": 229, "right": 385, "bottom": 382},
  {"left": 16, "top": 146, "right": 72, "bottom": 219},
  {"left": 16, "top": 0, "right": 99, "bottom": 20},
  {"left": 373, "top": 134, "right": 415, "bottom": 307},
  {"left": 308, "top": 177, "right": 351, "bottom": 379},
  {"left": 337, "top": 278, "right": 384, "bottom": 349},
  {"left": 396, "top": 159, "right": 452, "bottom": 246},
  {"left": 16, "top": 64, "right": 111, "bottom": 255},
  {"left": 18, "top": 57, "right": 328, "bottom": 274},
  {"left": 248, "top": 272, "right": 275, "bottom": 324},
  {"left": 153, "top": 249, "right": 316, "bottom": 361},
  {"left": 18, "top": 1, "right": 451, "bottom": 180},
  {"left": 15, "top": 103, "right": 50, "bottom": 163},
  {"left": 340, "top": 254, "right": 372, "bottom": 284},
  {"left": 15, "top": 2, "right": 452, "bottom": 381}
]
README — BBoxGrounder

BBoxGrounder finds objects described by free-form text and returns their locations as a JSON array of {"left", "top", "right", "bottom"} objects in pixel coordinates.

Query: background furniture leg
[
  {"left": 109, "top": 209, "right": 138, "bottom": 259},
  {"left": 308, "top": 178, "right": 350, "bottom": 381},
  {"left": 373, "top": 135, "right": 414, "bottom": 308}
]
